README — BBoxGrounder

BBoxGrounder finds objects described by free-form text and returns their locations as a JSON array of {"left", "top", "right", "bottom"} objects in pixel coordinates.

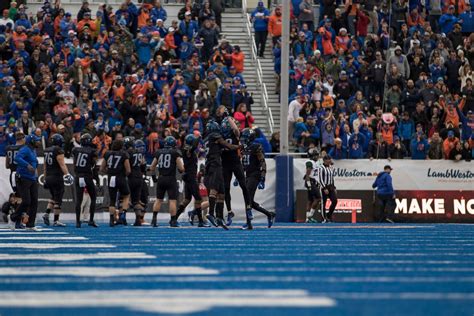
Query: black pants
[
  {"left": 128, "top": 176, "right": 143, "bottom": 206},
  {"left": 322, "top": 187, "right": 337, "bottom": 220},
  {"left": 141, "top": 178, "right": 149, "bottom": 208},
  {"left": 272, "top": 35, "right": 281, "bottom": 47},
  {"left": 376, "top": 193, "right": 395, "bottom": 222},
  {"left": 13, "top": 178, "right": 38, "bottom": 227},
  {"left": 245, "top": 174, "right": 270, "bottom": 216},
  {"left": 74, "top": 176, "right": 96, "bottom": 222},
  {"left": 254, "top": 30, "right": 268, "bottom": 57},
  {"left": 223, "top": 161, "right": 250, "bottom": 211},
  {"left": 215, "top": 12, "right": 222, "bottom": 28}
]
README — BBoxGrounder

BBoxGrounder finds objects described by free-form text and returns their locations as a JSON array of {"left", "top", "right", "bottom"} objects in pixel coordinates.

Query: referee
[{"left": 318, "top": 156, "right": 338, "bottom": 223}]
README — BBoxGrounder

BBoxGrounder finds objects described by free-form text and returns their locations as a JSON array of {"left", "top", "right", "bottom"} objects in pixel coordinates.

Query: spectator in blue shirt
[
  {"left": 151, "top": 1, "right": 167, "bottom": 23},
  {"left": 251, "top": 1, "right": 270, "bottom": 57},
  {"left": 410, "top": 132, "right": 430, "bottom": 159},
  {"left": 439, "top": 5, "right": 462, "bottom": 34}
]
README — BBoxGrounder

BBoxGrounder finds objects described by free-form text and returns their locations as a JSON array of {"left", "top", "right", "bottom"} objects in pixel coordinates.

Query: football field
[{"left": 0, "top": 220, "right": 473, "bottom": 315}]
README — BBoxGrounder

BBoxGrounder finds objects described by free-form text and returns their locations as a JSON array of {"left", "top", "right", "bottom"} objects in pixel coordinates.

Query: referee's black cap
[
  {"left": 384, "top": 165, "right": 393, "bottom": 170},
  {"left": 323, "top": 155, "right": 332, "bottom": 161}
]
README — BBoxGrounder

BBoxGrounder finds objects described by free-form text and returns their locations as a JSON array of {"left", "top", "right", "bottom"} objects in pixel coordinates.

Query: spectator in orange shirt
[
  {"left": 231, "top": 45, "right": 245, "bottom": 73},
  {"left": 77, "top": 12, "right": 96, "bottom": 34},
  {"left": 137, "top": 6, "right": 151, "bottom": 29},
  {"left": 165, "top": 27, "right": 177, "bottom": 55},
  {"left": 443, "top": 130, "right": 460, "bottom": 159},
  {"left": 335, "top": 28, "right": 350, "bottom": 53},
  {"left": 407, "top": 8, "right": 424, "bottom": 28},
  {"left": 321, "top": 89, "right": 334, "bottom": 109},
  {"left": 268, "top": 6, "right": 282, "bottom": 46},
  {"left": 92, "top": 129, "right": 112, "bottom": 158}
]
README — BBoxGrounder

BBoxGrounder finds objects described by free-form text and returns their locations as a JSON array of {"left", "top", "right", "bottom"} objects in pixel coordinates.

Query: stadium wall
[{"left": 1, "top": 158, "right": 472, "bottom": 222}]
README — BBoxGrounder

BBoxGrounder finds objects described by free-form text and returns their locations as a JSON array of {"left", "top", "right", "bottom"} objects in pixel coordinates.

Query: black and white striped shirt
[{"left": 317, "top": 164, "right": 335, "bottom": 189}]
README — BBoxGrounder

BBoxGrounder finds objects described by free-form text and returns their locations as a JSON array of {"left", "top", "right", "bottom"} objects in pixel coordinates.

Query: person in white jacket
[{"left": 288, "top": 95, "right": 304, "bottom": 144}]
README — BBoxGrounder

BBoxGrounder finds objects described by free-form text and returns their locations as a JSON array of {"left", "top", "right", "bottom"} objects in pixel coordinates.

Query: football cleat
[
  {"left": 216, "top": 218, "right": 229, "bottom": 230},
  {"left": 118, "top": 212, "right": 127, "bottom": 226},
  {"left": 198, "top": 221, "right": 211, "bottom": 227},
  {"left": 267, "top": 212, "right": 276, "bottom": 228},
  {"left": 42, "top": 213, "right": 50, "bottom": 226},
  {"left": 76, "top": 221, "right": 81, "bottom": 228},
  {"left": 15, "top": 221, "right": 25, "bottom": 230},
  {"left": 241, "top": 223, "right": 253, "bottom": 230},
  {"left": 88, "top": 221, "right": 99, "bottom": 228},
  {"left": 133, "top": 219, "right": 142, "bottom": 226},
  {"left": 53, "top": 221, "right": 66, "bottom": 227},
  {"left": 206, "top": 214, "right": 218, "bottom": 227},
  {"left": 307, "top": 218, "right": 318, "bottom": 223},
  {"left": 169, "top": 219, "right": 180, "bottom": 228},
  {"left": 151, "top": 218, "right": 158, "bottom": 227},
  {"left": 226, "top": 211, "right": 235, "bottom": 226},
  {"left": 26, "top": 226, "right": 39, "bottom": 232},
  {"left": 385, "top": 218, "right": 395, "bottom": 223}
]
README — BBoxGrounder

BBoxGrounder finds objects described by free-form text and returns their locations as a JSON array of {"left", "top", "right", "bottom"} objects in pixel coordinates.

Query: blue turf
[{"left": 0, "top": 222, "right": 473, "bottom": 315}]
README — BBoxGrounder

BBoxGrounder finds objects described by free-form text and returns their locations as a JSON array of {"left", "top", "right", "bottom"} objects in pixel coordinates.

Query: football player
[
  {"left": 101, "top": 139, "right": 131, "bottom": 227},
  {"left": 42, "top": 134, "right": 74, "bottom": 226},
  {"left": 150, "top": 136, "right": 184, "bottom": 227},
  {"left": 240, "top": 128, "right": 276, "bottom": 230}
]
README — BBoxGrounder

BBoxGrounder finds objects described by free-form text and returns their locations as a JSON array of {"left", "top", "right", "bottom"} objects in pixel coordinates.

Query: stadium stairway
[{"left": 221, "top": 11, "right": 278, "bottom": 137}]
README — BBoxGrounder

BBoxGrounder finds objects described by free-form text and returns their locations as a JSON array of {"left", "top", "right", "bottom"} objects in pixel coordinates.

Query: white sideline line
[
  {"left": 224, "top": 267, "right": 474, "bottom": 272},
  {"left": 324, "top": 292, "right": 474, "bottom": 300},
  {"left": 0, "top": 232, "right": 68, "bottom": 235},
  {"left": 0, "top": 228, "right": 53, "bottom": 231},
  {"left": 0, "top": 243, "right": 114, "bottom": 249},
  {"left": 2, "top": 276, "right": 472, "bottom": 285},
  {"left": 0, "top": 237, "right": 87, "bottom": 240},
  {"left": 0, "top": 290, "right": 335, "bottom": 314},
  {"left": 0, "top": 266, "right": 218, "bottom": 276},
  {"left": 0, "top": 252, "right": 155, "bottom": 261}
]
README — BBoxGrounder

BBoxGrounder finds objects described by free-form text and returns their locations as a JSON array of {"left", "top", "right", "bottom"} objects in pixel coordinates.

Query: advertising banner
[{"left": 293, "top": 159, "right": 474, "bottom": 223}]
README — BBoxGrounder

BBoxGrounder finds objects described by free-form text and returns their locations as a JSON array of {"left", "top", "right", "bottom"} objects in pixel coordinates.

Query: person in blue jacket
[
  {"left": 11, "top": 134, "right": 40, "bottom": 230},
  {"left": 439, "top": 5, "right": 463, "bottom": 34},
  {"left": 251, "top": 1, "right": 270, "bottom": 57},
  {"left": 410, "top": 132, "right": 430, "bottom": 159},
  {"left": 372, "top": 165, "right": 395, "bottom": 223}
]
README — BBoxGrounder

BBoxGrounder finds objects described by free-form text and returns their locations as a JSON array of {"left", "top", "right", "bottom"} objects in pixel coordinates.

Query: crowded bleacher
[
  {"left": 0, "top": 0, "right": 257, "bottom": 163},
  {"left": 0, "top": 0, "right": 472, "bottom": 161},
  {"left": 273, "top": 0, "right": 473, "bottom": 160}
]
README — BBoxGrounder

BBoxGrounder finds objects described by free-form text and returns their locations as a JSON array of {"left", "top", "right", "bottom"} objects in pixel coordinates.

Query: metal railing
[{"left": 242, "top": 0, "right": 275, "bottom": 135}]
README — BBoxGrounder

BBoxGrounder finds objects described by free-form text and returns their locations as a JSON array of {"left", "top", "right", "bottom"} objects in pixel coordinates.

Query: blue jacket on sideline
[{"left": 372, "top": 172, "right": 394, "bottom": 195}]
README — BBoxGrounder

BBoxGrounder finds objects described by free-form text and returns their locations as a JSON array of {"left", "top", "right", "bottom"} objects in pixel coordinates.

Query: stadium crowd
[
  {"left": 0, "top": 0, "right": 270, "bottom": 164},
  {"left": 260, "top": 0, "right": 473, "bottom": 160}
]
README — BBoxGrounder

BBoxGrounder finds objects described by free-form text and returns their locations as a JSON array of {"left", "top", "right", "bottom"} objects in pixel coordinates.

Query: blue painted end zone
[{"left": 0, "top": 223, "right": 473, "bottom": 316}]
